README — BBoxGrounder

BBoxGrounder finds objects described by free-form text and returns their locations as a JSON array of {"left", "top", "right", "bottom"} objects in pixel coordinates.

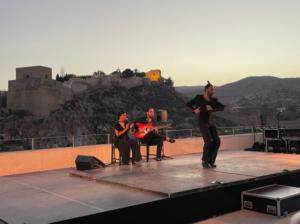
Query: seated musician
[
  {"left": 114, "top": 110, "right": 140, "bottom": 165},
  {"left": 135, "top": 107, "right": 175, "bottom": 161}
]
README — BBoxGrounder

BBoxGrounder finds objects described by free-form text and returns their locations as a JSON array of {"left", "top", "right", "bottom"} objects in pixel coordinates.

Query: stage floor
[
  {"left": 1, "top": 150, "right": 300, "bottom": 224},
  {"left": 70, "top": 150, "right": 300, "bottom": 197}
]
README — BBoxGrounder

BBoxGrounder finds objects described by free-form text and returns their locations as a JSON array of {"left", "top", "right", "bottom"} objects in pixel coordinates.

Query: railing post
[
  {"left": 72, "top": 136, "right": 75, "bottom": 148},
  {"left": 31, "top": 138, "right": 35, "bottom": 150},
  {"left": 232, "top": 127, "right": 235, "bottom": 136},
  {"left": 107, "top": 134, "right": 110, "bottom": 144},
  {"left": 190, "top": 129, "right": 193, "bottom": 137},
  {"left": 165, "top": 130, "right": 169, "bottom": 138}
]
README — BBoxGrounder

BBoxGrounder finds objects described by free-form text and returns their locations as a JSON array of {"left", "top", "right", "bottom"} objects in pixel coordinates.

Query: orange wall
[{"left": 0, "top": 134, "right": 261, "bottom": 176}]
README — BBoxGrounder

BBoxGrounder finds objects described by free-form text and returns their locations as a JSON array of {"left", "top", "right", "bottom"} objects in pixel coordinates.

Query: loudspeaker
[
  {"left": 266, "top": 139, "right": 287, "bottom": 153},
  {"left": 75, "top": 155, "right": 105, "bottom": 170},
  {"left": 0, "top": 218, "right": 8, "bottom": 224},
  {"left": 289, "top": 140, "right": 300, "bottom": 154},
  {"left": 264, "top": 129, "right": 279, "bottom": 138}
]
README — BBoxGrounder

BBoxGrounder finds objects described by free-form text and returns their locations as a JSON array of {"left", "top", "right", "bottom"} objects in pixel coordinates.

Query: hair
[
  {"left": 117, "top": 110, "right": 126, "bottom": 119},
  {"left": 204, "top": 81, "right": 213, "bottom": 91},
  {"left": 146, "top": 107, "right": 154, "bottom": 112}
]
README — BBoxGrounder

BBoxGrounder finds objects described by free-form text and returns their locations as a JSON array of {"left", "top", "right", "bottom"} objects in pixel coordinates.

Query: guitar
[{"left": 134, "top": 122, "right": 172, "bottom": 139}]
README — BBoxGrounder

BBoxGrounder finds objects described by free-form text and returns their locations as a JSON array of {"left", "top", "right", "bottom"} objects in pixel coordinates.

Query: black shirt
[
  {"left": 114, "top": 121, "right": 129, "bottom": 140},
  {"left": 186, "top": 94, "right": 224, "bottom": 124}
]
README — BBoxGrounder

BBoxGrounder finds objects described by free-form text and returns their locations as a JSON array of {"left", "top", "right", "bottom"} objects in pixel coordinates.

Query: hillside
[
  {"left": 176, "top": 76, "right": 300, "bottom": 126},
  {"left": 175, "top": 86, "right": 203, "bottom": 99},
  {"left": 215, "top": 76, "right": 300, "bottom": 104},
  {"left": 0, "top": 85, "right": 234, "bottom": 150},
  {"left": 176, "top": 76, "right": 300, "bottom": 104}
]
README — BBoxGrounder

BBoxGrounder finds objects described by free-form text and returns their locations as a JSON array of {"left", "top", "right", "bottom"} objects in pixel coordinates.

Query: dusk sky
[{"left": 0, "top": 0, "right": 300, "bottom": 90}]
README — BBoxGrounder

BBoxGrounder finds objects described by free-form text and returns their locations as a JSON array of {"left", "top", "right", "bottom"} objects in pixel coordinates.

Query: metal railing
[{"left": 0, "top": 126, "right": 262, "bottom": 152}]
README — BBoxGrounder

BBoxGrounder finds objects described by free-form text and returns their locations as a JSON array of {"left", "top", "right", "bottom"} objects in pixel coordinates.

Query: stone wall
[
  {"left": 7, "top": 74, "right": 151, "bottom": 116},
  {"left": 7, "top": 79, "right": 72, "bottom": 116}
]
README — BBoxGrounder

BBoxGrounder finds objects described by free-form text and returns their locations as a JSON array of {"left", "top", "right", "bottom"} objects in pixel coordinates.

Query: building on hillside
[
  {"left": 7, "top": 66, "right": 72, "bottom": 117},
  {"left": 16, "top": 66, "right": 52, "bottom": 80},
  {"left": 146, "top": 70, "right": 161, "bottom": 82}
]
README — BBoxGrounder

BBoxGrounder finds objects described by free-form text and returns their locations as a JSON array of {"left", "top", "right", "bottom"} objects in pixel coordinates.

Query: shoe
[
  {"left": 168, "top": 138, "right": 176, "bottom": 143},
  {"left": 209, "top": 163, "right": 217, "bottom": 168},
  {"left": 156, "top": 157, "right": 162, "bottom": 161},
  {"left": 202, "top": 161, "right": 210, "bottom": 168},
  {"left": 122, "top": 162, "right": 130, "bottom": 165},
  {"left": 132, "top": 161, "right": 136, "bottom": 165}
]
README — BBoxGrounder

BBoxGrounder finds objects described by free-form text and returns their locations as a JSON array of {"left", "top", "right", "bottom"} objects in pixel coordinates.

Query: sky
[{"left": 0, "top": 0, "right": 300, "bottom": 90}]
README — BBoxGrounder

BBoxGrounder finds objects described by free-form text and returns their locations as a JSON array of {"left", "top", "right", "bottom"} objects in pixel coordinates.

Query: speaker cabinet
[{"left": 75, "top": 155, "right": 105, "bottom": 170}]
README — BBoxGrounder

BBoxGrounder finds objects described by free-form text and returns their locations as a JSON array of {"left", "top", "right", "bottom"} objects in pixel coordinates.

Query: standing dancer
[{"left": 186, "top": 81, "right": 225, "bottom": 168}]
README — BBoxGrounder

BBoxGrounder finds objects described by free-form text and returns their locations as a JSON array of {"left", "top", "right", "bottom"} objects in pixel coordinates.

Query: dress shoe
[
  {"left": 168, "top": 138, "right": 176, "bottom": 143},
  {"left": 202, "top": 161, "right": 210, "bottom": 168},
  {"left": 209, "top": 163, "right": 217, "bottom": 168}
]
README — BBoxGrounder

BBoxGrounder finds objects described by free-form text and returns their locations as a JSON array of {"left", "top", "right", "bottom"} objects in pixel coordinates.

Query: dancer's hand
[
  {"left": 206, "top": 105, "right": 214, "bottom": 111},
  {"left": 193, "top": 108, "right": 200, "bottom": 114}
]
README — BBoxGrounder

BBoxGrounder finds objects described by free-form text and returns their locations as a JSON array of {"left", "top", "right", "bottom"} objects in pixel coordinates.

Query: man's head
[
  {"left": 146, "top": 107, "right": 155, "bottom": 118},
  {"left": 204, "top": 81, "right": 214, "bottom": 97},
  {"left": 117, "top": 110, "right": 127, "bottom": 122}
]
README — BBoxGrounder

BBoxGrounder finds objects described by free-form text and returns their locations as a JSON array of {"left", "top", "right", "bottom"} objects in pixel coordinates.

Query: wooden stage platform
[{"left": 1, "top": 150, "right": 300, "bottom": 223}]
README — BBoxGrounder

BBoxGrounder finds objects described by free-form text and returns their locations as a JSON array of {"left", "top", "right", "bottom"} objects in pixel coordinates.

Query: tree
[
  {"left": 93, "top": 70, "right": 106, "bottom": 76},
  {"left": 121, "top": 68, "right": 134, "bottom": 78},
  {"left": 165, "top": 77, "right": 174, "bottom": 87}
]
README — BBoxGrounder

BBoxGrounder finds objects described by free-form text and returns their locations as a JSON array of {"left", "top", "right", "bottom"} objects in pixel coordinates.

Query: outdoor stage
[{"left": 1, "top": 150, "right": 300, "bottom": 223}]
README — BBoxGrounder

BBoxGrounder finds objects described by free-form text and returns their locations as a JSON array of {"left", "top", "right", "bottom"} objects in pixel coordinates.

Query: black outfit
[
  {"left": 186, "top": 94, "right": 224, "bottom": 166},
  {"left": 136, "top": 116, "right": 164, "bottom": 159},
  {"left": 114, "top": 122, "right": 140, "bottom": 164}
]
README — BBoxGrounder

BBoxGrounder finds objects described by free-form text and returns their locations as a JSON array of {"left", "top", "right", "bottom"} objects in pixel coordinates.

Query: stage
[
  {"left": 70, "top": 150, "right": 300, "bottom": 198},
  {"left": 1, "top": 150, "right": 300, "bottom": 223}
]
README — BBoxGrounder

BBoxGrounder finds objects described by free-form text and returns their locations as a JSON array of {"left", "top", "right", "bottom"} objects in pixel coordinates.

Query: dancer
[{"left": 187, "top": 81, "right": 224, "bottom": 168}]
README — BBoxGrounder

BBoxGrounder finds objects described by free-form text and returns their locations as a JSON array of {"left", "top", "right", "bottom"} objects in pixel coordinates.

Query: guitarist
[
  {"left": 186, "top": 81, "right": 225, "bottom": 168},
  {"left": 135, "top": 107, "right": 175, "bottom": 161}
]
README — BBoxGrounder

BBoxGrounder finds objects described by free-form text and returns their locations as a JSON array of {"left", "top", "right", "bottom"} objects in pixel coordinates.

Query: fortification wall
[{"left": 7, "top": 79, "right": 72, "bottom": 116}]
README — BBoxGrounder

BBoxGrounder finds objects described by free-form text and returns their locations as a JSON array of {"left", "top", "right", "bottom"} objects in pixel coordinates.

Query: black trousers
[
  {"left": 199, "top": 123, "right": 220, "bottom": 165},
  {"left": 116, "top": 137, "right": 140, "bottom": 164},
  {"left": 140, "top": 131, "right": 164, "bottom": 158}
]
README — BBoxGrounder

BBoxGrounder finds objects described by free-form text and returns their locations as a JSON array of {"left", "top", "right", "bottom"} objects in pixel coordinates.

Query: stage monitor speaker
[
  {"left": 266, "top": 139, "right": 286, "bottom": 153},
  {"left": 0, "top": 218, "right": 8, "bottom": 224},
  {"left": 289, "top": 140, "right": 300, "bottom": 154},
  {"left": 264, "top": 129, "right": 279, "bottom": 138},
  {"left": 75, "top": 155, "right": 105, "bottom": 170}
]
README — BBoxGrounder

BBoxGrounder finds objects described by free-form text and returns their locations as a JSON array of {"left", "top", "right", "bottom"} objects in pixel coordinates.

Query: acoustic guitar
[{"left": 134, "top": 122, "right": 172, "bottom": 139}]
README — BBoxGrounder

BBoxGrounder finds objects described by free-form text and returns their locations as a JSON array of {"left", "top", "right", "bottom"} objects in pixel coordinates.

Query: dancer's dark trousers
[
  {"left": 199, "top": 123, "right": 220, "bottom": 165},
  {"left": 140, "top": 131, "right": 163, "bottom": 158}
]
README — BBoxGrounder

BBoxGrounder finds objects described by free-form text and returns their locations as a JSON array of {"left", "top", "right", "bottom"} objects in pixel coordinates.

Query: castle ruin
[{"left": 7, "top": 66, "right": 152, "bottom": 116}]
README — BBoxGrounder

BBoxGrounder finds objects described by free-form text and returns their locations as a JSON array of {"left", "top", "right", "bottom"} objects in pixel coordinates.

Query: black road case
[{"left": 242, "top": 184, "right": 300, "bottom": 217}]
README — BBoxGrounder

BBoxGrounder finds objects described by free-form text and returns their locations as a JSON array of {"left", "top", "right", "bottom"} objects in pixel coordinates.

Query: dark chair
[
  {"left": 110, "top": 127, "right": 122, "bottom": 165},
  {"left": 138, "top": 140, "right": 171, "bottom": 162}
]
